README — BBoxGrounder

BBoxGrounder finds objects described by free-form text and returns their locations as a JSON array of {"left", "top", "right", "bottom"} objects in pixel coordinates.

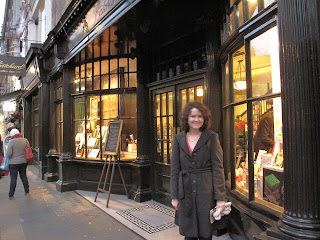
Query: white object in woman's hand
[{"left": 171, "top": 198, "right": 179, "bottom": 210}]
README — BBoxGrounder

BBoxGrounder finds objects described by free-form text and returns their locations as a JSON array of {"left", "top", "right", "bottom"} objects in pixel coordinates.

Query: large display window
[
  {"left": 73, "top": 22, "right": 137, "bottom": 161},
  {"left": 74, "top": 94, "right": 137, "bottom": 160},
  {"left": 223, "top": 25, "right": 283, "bottom": 208}
]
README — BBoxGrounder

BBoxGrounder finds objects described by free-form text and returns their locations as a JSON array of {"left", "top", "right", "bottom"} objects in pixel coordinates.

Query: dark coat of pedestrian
[
  {"left": 171, "top": 102, "right": 226, "bottom": 240},
  {"left": 5, "top": 128, "right": 30, "bottom": 200}
]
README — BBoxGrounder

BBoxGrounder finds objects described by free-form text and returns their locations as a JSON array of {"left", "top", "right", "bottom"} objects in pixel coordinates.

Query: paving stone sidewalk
[{"left": 0, "top": 165, "right": 144, "bottom": 240}]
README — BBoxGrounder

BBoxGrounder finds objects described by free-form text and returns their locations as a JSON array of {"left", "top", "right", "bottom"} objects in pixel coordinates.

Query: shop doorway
[{"left": 151, "top": 80, "right": 204, "bottom": 205}]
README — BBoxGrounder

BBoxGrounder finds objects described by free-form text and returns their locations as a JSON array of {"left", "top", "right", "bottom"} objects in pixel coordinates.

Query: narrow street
[{"left": 0, "top": 165, "right": 144, "bottom": 240}]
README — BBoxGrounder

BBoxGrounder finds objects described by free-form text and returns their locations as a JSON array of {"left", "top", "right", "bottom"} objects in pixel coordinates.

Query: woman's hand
[
  {"left": 171, "top": 198, "right": 179, "bottom": 210},
  {"left": 215, "top": 200, "right": 226, "bottom": 213}
]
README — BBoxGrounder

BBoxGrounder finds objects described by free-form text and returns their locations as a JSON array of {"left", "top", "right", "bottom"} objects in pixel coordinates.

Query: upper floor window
[{"left": 222, "top": 0, "right": 277, "bottom": 42}]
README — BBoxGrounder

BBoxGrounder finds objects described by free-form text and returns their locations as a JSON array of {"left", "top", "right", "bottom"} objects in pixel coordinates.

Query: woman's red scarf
[{"left": 11, "top": 134, "right": 23, "bottom": 139}]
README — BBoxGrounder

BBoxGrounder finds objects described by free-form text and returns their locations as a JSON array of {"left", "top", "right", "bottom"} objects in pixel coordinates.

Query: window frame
[{"left": 222, "top": 21, "right": 283, "bottom": 211}]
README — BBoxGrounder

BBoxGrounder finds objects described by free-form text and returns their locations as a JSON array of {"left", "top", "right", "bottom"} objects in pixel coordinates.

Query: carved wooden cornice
[{"left": 42, "top": 0, "right": 97, "bottom": 55}]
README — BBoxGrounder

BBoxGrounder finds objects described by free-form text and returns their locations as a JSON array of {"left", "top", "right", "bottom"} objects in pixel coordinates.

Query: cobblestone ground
[{"left": 0, "top": 165, "right": 145, "bottom": 240}]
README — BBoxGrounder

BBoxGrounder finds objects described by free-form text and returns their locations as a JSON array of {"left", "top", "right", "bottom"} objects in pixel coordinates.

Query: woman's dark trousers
[{"left": 9, "top": 163, "right": 29, "bottom": 197}]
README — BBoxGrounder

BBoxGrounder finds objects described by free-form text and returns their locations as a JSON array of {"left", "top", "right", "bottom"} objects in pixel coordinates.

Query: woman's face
[{"left": 188, "top": 108, "right": 204, "bottom": 131}]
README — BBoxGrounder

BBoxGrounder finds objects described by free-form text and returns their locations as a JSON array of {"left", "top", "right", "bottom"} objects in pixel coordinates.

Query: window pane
[
  {"left": 234, "top": 104, "right": 248, "bottom": 195},
  {"left": 75, "top": 120, "right": 85, "bottom": 158},
  {"left": 195, "top": 86, "right": 203, "bottom": 103},
  {"left": 156, "top": 94, "right": 160, "bottom": 117},
  {"left": 129, "top": 58, "right": 137, "bottom": 72},
  {"left": 110, "top": 74, "right": 118, "bottom": 89},
  {"left": 80, "top": 79, "right": 85, "bottom": 92},
  {"left": 87, "top": 96, "right": 100, "bottom": 120},
  {"left": 101, "top": 94, "right": 118, "bottom": 119},
  {"left": 101, "top": 39, "right": 109, "bottom": 57},
  {"left": 75, "top": 67, "right": 79, "bottom": 79},
  {"left": 248, "top": 0, "right": 258, "bottom": 19},
  {"left": 189, "top": 88, "right": 195, "bottom": 102},
  {"left": 233, "top": 46, "right": 246, "bottom": 102},
  {"left": 253, "top": 97, "right": 283, "bottom": 206},
  {"left": 80, "top": 64, "right": 85, "bottom": 78},
  {"left": 119, "top": 58, "right": 128, "bottom": 72},
  {"left": 94, "top": 61, "right": 100, "bottom": 76},
  {"left": 264, "top": 0, "right": 275, "bottom": 8},
  {"left": 86, "top": 77, "right": 92, "bottom": 91},
  {"left": 74, "top": 97, "right": 85, "bottom": 120},
  {"left": 128, "top": 73, "right": 137, "bottom": 88},
  {"left": 120, "top": 118, "right": 137, "bottom": 160},
  {"left": 180, "top": 89, "right": 187, "bottom": 111},
  {"left": 251, "top": 26, "right": 281, "bottom": 97},
  {"left": 94, "top": 38, "right": 100, "bottom": 58},
  {"left": 119, "top": 67, "right": 128, "bottom": 88},
  {"left": 162, "top": 93, "right": 167, "bottom": 115},
  {"left": 110, "top": 59, "right": 117, "bottom": 73},
  {"left": 223, "top": 61, "right": 230, "bottom": 105},
  {"left": 236, "top": 1, "right": 244, "bottom": 27},
  {"left": 93, "top": 76, "right": 100, "bottom": 91},
  {"left": 168, "top": 92, "right": 173, "bottom": 115},
  {"left": 101, "top": 60, "right": 109, "bottom": 75},
  {"left": 120, "top": 93, "right": 136, "bottom": 118},
  {"left": 230, "top": 11, "right": 235, "bottom": 34},
  {"left": 101, "top": 75, "right": 109, "bottom": 90},
  {"left": 87, "top": 120, "right": 100, "bottom": 159}
]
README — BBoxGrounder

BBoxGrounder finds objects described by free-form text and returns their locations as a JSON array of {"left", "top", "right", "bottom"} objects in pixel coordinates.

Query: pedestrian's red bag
[{"left": 25, "top": 140, "right": 33, "bottom": 163}]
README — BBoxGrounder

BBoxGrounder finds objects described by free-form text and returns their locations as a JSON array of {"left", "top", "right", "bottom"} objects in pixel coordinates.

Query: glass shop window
[
  {"left": 31, "top": 95, "right": 39, "bottom": 148},
  {"left": 74, "top": 94, "right": 137, "bottom": 160},
  {"left": 223, "top": 25, "right": 283, "bottom": 207}
]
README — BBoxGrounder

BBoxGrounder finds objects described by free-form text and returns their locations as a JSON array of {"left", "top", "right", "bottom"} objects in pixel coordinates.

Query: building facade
[{"left": 2, "top": 0, "right": 320, "bottom": 239}]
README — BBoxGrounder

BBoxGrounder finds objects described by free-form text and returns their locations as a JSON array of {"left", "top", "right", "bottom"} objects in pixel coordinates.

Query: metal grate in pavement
[{"left": 116, "top": 204, "right": 176, "bottom": 234}]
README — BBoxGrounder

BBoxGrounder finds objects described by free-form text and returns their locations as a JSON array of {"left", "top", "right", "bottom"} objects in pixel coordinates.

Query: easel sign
[
  {"left": 104, "top": 120, "right": 123, "bottom": 156},
  {"left": 94, "top": 120, "right": 128, "bottom": 207}
]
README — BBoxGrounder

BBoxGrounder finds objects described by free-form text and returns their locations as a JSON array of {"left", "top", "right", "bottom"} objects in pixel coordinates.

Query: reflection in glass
[
  {"left": 233, "top": 46, "right": 246, "bottom": 102},
  {"left": 236, "top": 1, "right": 243, "bottom": 27},
  {"left": 250, "top": 26, "right": 280, "bottom": 97},
  {"left": 234, "top": 104, "right": 248, "bottom": 195},
  {"left": 247, "top": 0, "right": 258, "bottom": 19}
]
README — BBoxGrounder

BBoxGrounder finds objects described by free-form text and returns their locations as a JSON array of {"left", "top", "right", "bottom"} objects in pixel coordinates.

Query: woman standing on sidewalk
[
  {"left": 5, "top": 128, "right": 30, "bottom": 200},
  {"left": 171, "top": 102, "right": 226, "bottom": 240}
]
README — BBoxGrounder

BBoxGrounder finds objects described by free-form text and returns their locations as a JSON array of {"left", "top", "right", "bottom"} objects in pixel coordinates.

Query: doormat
[{"left": 116, "top": 203, "right": 176, "bottom": 234}]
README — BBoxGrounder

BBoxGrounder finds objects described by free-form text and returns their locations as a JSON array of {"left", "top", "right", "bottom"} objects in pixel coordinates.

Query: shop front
[{"left": 219, "top": 0, "right": 320, "bottom": 239}]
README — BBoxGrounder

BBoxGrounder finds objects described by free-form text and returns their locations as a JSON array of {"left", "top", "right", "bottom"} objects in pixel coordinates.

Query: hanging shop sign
[{"left": 0, "top": 55, "right": 26, "bottom": 76}]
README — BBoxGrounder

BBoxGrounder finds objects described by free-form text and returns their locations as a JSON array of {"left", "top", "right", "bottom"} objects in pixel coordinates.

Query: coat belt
[{"left": 178, "top": 167, "right": 212, "bottom": 216}]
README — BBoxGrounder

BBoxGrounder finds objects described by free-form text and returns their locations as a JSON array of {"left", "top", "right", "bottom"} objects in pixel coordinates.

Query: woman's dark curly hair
[{"left": 179, "top": 101, "right": 211, "bottom": 132}]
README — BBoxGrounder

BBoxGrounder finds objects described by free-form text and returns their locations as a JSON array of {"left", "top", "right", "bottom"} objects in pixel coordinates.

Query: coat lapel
[
  {"left": 177, "top": 132, "right": 192, "bottom": 157},
  {"left": 193, "top": 129, "right": 213, "bottom": 153}
]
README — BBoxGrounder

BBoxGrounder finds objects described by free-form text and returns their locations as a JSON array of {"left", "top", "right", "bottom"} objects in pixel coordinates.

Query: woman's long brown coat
[{"left": 171, "top": 129, "right": 226, "bottom": 238}]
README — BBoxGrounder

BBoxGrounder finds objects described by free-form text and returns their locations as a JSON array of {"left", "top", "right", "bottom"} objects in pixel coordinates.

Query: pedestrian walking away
[
  {"left": 171, "top": 102, "right": 227, "bottom": 240},
  {"left": 5, "top": 128, "right": 31, "bottom": 200}
]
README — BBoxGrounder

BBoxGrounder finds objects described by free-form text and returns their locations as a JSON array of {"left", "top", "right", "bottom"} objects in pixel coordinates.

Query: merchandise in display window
[{"left": 74, "top": 94, "right": 137, "bottom": 160}]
